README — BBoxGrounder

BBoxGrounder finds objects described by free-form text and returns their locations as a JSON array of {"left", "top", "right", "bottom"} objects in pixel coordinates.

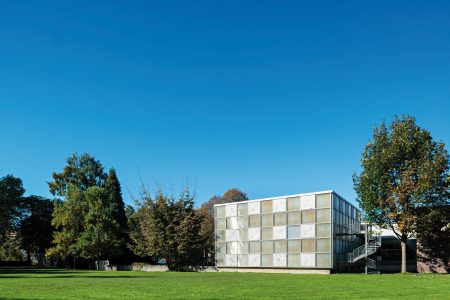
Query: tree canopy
[
  {"left": 48, "top": 153, "right": 107, "bottom": 197},
  {"left": 353, "top": 115, "right": 450, "bottom": 273},
  {"left": 0, "top": 175, "right": 26, "bottom": 242},
  {"left": 133, "top": 188, "right": 204, "bottom": 270}
]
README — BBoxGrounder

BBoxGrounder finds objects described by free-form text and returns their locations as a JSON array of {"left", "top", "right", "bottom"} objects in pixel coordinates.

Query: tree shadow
[{"left": 0, "top": 267, "right": 154, "bottom": 279}]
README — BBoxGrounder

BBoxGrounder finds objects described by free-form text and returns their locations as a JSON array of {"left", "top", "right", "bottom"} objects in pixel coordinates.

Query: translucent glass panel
[
  {"left": 316, "top": 224, "right": 331, "bottom": 238},
  {"left": 216, "top": 218, "right": 226, "bottom": 230},
  {"left": 288, "top": 212, "right": 301, "bottom": 225},
  {"left": 238, "top": 255, "right": 248, "bottom": 267},
  {"left": 261, "top": 254, "right": 273, "bottom": 267},
  {"left": 273, "top": 226, "right": 286, "bottom": 240},
  {"left": 248, "top": 228, "right": 260, "bottom": 241},
  {"left": 238, "top": 203, "right": 248, "bottom": 216},
  {"left": 302, "top": 239, "right": 316, "bottom": 252},
  {"left": 227, "top": 217, "right": 238, "bottom": 229},
  {"left": 272, "top": 198, "right": 286, "bottom": 212},
  {"left": 238, "top": 229, "right": 248, "bottom": 241},
  {"left": 300, "top": 253, "right": 315, "bottom": 267},
  {"left": 239, "top": 242, "right": 248, "bottom": 254},
  {"left": 261, "top": 201, "right": 272, "bottom": 213},
  {"left": 317, "top": 239, "right": 331, "bottom": 252},
  {"left": 226, "top": 255, "right": 237, "bottom": 266},
  {"left": 249, "top": 215, "right": 261, "bottom": 227},
  {"left": 261, "top": 214, "right": 273, "bottom": 227},
  {"left": 288, "top": 254, "right": 300, "bottom": 267},
  {"left": 300, "top": 224, "right": 315, "bottom": 238},
  {"left": 248, "top": 202, "right": 260, "bottom": 215},
  {"left": 248, "top": 254, "right": 260, "bottom": 266},
  {"left": 261, "top": 228, "right": 272, "bottom": 240},
  {"left": 287, "top": 197, "right": 300, "bottom": 211},
  {"left": 287, "top": 225, "right": 300, "bottom": 239},
  {"left": 261, "top": 241, "right": 273, "bottom": 253},
  {"left": 217, "top": 242, "right": 226, "bottom": 255},
  {"left": 288, "top": 240, "right": 301, "bottom": 253},
  {"left": 238, "top": 217, "right": 248, "bottom": 229},
  {"left": 274, "top": 240, "right": 287, "bottom": 253},
  {"left": 216, "top": 254, "right": 225, "bottom": 266},
  {"left": 226, "top": 230, "right": 238, "bottom": 241},
  {"left": 316, "top": 254, "right": 331, "bottom": 268},
  {"left": 316, "top": 209, "right": 331, "bottom": 223},
  {"left": 274, "top": 213, "right": 287, "bottom": 226},
  {"left": 249, "top": 241, "right": 260, "bottom": 253},
  {"left": 300, "top": 195, "right": 315, "bottom": 210},
  {"left": 226, "top": 204, "right": 237, "bottom": 217},
  {"left": 302, "top": 210, "right": 315, "bottom": 224},
  {"left": 273, "top": 253, "right": 287, "bottom": 267},
  {"left": 227, "top": 242, "right": 238, "bottom": 254},
  {"left": 216, "top": 230, "right": 225, "bottom": 241},
  {"left": 316, "top": 193, "right": 331, "bottom": 208},
  {"left": 216, "top": 206, "right": 225, "bottom": 218}
]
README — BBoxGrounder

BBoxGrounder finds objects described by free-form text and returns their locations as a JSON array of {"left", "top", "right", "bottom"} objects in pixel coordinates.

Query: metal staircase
[{"left": 346, "top": 225, "right": 382, "bottom": 274}]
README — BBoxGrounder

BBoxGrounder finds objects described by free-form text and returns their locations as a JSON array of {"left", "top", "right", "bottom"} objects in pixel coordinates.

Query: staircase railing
[{"left": 347, "top": 234, "right": 381, "bottom": 263}]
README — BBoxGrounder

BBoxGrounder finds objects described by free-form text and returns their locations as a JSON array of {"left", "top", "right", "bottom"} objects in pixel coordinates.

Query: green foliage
[
  {"left": 353, "top": 115, "right": 449, "bottom": 235},
  {"left": 105, "top": 168, "right": 129, "bottom": 262},
  {"left": 48, "top": 153, "right": 107, "bottom": 197},
  {"left": 47, "top": 153, "right": 129, "bottom": 265},
  {"left": 47, "top": 187, "right": 86, "bottom": 258},
  {"left": 415, "top": 205, "right": 450, "bottom": 267},
  {"left": 0, "top": 234, "right": 24, "bottom": 261},
  {"left": 353, "top": 115, "right": 450, "bottom": 272},
  {"left": 19, "top": 196, "right": 54, "bottom": 264},
  {"left": 133, "top": 188, "right": 205, "bottom": 270},
  {"left": 78, "top": 187, "right": 123, "bottom": 261},
  {"left": 0, "top": 175, "right": 26, "bottom": 243}
]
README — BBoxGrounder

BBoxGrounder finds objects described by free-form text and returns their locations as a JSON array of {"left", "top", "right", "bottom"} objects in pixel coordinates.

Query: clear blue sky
[{"left": 1, "top": 1, "right": 449, "bottom": 207}]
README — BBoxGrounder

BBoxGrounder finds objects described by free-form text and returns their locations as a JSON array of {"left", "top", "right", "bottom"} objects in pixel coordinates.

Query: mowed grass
[{"left": 0, "top": 268, "right": 448, "bottom": 299}]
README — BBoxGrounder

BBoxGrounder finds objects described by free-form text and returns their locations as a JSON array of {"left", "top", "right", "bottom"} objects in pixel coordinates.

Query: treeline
[{"left": 0, "top": 153, "right": 246, "bottom": 270}]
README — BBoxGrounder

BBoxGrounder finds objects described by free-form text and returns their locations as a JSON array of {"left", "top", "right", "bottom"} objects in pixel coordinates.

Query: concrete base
[{"left": 218, "top": 267, "right": 331, "bottom": 274}]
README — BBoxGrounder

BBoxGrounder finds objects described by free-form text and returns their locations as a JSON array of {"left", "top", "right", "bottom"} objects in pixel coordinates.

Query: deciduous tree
[
  {"left": 353, "top": 115, "right": 450, "bottom": 273},
  {"left": 20, "top": 196, "right": 54, "bottom": 265},
  {"left": 0, "top": 175, "right": 25, "bottom": 243},
  {"left": 48, "top": 153, "right": 107, "bottom": 197}
]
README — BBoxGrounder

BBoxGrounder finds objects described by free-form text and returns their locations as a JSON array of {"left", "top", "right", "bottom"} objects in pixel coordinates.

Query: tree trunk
[
  {"left": 401, "top": 237, "right": 407, "bottom": 273},
  {"left": 26, "top": 248, "right": 31, "bottom": 266}
]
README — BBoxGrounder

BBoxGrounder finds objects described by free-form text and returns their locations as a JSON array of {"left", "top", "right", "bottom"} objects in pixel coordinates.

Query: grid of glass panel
[
  {"left": 332, "top": 193, "right": 361, "bottom": 266},
  {"left": 215, "top": 192, "right": 343, "bottom": 269}
]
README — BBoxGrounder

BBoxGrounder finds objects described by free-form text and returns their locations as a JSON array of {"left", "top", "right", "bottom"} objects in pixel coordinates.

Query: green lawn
[{"left": 0, "top": 268, "right": 448, "bottom": 299}]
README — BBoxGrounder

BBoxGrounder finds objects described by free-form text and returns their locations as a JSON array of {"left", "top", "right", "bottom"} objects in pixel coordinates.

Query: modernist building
[{"left": 214, "top": 190, "right": 361, "bottom": 274}]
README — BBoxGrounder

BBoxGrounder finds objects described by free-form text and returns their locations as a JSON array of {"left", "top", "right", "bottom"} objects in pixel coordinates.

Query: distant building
[{"left": 214, "top": 191, "right": 363, "bottom": 274}]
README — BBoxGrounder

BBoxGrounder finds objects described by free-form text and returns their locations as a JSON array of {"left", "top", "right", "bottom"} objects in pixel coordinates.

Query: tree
[
  {"left": 77, "top": 187, "right": 123, "bottom": 268},
  {"left": 104, "top": 168, "right": 129, "bottom": 262},
  {"left": 48, "top": 186, "right": 124, "bottom": 268},
  {"left": 197, "top": 188, "right": 248, "bottom": 263},
  {"left": 415, "top": 205, "right": 450, "bottom": 270},
  {"left": 48, "top": 153, "right": 107, "bottom": 197},
  {"left": 134, "top": 188, "right": 204, "bottom": 271},
  {"left": 47, "top": 187, "right": 86, "bottom": 267},
  {"left": 222, "top": 188, "right": 248, "bottom": 203},
  {"left": 20, "top": 196, "right": 54, "bottom": 265},
  {"left": 0, "top": 175, "right": 25, "bottom": 243},
  {"left": 127, "top": 205, "right": 148, "bottom": 259},
  {"left": 353, "top": 115, "right": 450, "bottom": 273}
]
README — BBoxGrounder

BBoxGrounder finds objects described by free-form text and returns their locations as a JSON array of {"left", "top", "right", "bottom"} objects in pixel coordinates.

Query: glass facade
[{"left": 215, "top": 191, "right": 360, "bottom": 270}]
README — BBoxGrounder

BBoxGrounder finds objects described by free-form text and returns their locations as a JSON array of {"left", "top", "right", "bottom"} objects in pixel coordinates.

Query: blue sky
[{"left": 1, "top": 1, "right": 449, "bottom": 207}]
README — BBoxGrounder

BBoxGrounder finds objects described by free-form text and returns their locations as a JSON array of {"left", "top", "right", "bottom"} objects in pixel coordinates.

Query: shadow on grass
[{"left": 0, "top": 267, "right": 154, "bottom": 279}]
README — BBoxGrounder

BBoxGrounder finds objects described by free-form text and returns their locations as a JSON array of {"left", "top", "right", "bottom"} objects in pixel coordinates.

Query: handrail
[{"left": 347, "top": 234, "right": 381, "bottom": 263}]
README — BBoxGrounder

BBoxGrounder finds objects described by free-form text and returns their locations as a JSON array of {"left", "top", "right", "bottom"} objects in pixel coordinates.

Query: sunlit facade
[{"left": 214, "top": 191, "right": 360, "bottom": 273}]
